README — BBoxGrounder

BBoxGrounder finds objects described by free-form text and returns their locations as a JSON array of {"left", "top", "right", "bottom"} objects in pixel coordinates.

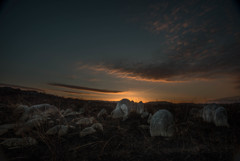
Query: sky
[{"left": 0, "top": 0, "right": 240, "bottom": 103}]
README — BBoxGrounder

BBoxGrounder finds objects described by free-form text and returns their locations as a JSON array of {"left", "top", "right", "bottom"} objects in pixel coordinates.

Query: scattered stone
[
  {"left": 79, "top": 107, "right": 85, "bottom": 114},
  {"left": 91, "top": 123, "right": 103, "bottom": 131},
  {"left": 136, "top": 101, "right": 144, "bottom": 114},
  {"left": 97, "top": 108, "right": 107, "bottom": 119},
  {"left": 64, "top": 111, "right": 82, "bottom": 117},
  {"left": 58, "top": 125, "right": 68, "bottom": 136},
  {"left": 14, "top": 105, "right": 28, "bottom": 116},
  {"left": 63, "top": 109, "right": 73, "bottom": 115},
  {"left": 19, "top": 104, "right": 59, "bottom": 122},
  {"left": 46, "top": 125, "right": 68, "bottom": 136},
  {"left": 1, "top": 137, "right": 37, "bottom": 148},
  {"left": 147, "top": 113, "right": 152, "bottom": 124},
  {"left": 24, "top": 116, "right": 46, "bottom": 128},
  {"left": 141, "top": 111, "right": 149, "bottom": 118},
  {"left": 80, "top": 127, "right": 96, "bottom": 137},
  {"left": 75, "top": 117, "right": 94, "bottom": 125}
]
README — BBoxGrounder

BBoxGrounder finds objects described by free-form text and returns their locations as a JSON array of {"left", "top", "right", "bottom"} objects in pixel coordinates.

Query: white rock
[
  {"left": 111, "top": 106, "right": 124, "bottom": 119},
  {"left": 79, "top": 107, "right": 85, "bottom": 114},
  {"left": 97, "top": 108, "right": 107, "bottom": 118},
  {"left": 19, "top": 104, "right": 59, "bottom": 121},
  {"left": 141, "top": 111, "right": 149, "bottom": 118},
  {"left": 46, "top": 125, "right": 59, "bottom": 135},
  {"left": 202, "top": 104, "right": 218, "bottom": 123},
  {"left": 64, "top": 111, "right": 81, "bottom": 117},
  {"left": 136, "top": 101, "right": 144, "bottom": 114},
  {"left": 121, "top": 104, "right": 129, "bottom": 121},
  {"left": 24, "top": 117, "right": 46, "bottom": 128},
  {"left": 30, "top": 104, "right": 58, "bottom": 115},
  {"left": 63, "top": 109, "right": 73, "bottom": 115},
  {"left": 150, "top": 109, "right": 175, "bottom": 137},
  {"left": 1, "top": 137, "right": 37, "bottom": 148},
  {"left": 80, "top": 127, "right": 96, "bottom": 137},
  {"left": 15, "top": 115, "right": 47, "bottom": 135},
  {"left": 46, "top": 125, "right": 68, "bottom": 136},
  {"left": 111, "top": 99, "right": 145, "bottom": 120},
  {"left": 58, "top": 125, "right": 68, "bottom": 136},
  {"left": 76, "top": 117, "right": 94, "bottom": 125},
  {"left": 60, "top": 109, "right": 65, "bottom": 114},
  {"left": 14, "top": 105, "right": 28, "bottom": 116},
  {"left": 91, "top": 123, "right": 103, "bottom": 131},
  {"left": 147, "top": 113, "right": 152, "bottom": 124},
  {"left": 111, "top": 99, "right": 133, "bottom": 118},
  {"left": 213, "top": 106, "right": 229, "bottom": 127}
]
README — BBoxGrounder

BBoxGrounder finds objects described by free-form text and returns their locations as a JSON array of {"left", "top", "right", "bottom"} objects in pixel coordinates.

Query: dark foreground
[{"left": 0, "top": 87, "right": 240, "bottom": 161}]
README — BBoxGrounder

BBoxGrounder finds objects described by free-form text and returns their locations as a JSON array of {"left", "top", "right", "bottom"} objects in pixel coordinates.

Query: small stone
[
  {"left": 58, "top": 125, "right": 68, "bottom": 136},
  {"left": 80, "top": 127, "right": 96, "bottom": 137},
  {"left": 1, "top": 137, "right": 37, "bottom": 148},
  {"left": 46, "top": 125, "right": 68, "bottom": 136},
  {"left": 147, "top": 113, "right": 152, "bottom": 124},
  {"left": 97, "top": 108, "right": 107, "bottom": 118},
  {"left": 76, "top": 117, "right": 94, "bottom": 125},
  {"left": 91, "top": 123, "right": 103, "bottom": 131},
  {"left": 141, "top": 111, "right": 149, "bottom": 118}
]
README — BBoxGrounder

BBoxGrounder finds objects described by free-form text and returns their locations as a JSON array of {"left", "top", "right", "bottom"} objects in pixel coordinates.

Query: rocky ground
[{"left": 0, "top": 87, "right": 240, "bottom": 161}]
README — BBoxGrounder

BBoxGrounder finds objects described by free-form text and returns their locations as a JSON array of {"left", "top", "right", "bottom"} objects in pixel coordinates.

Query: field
[{"left": 0, "top": 87, "right": 240, "bottom": 161}]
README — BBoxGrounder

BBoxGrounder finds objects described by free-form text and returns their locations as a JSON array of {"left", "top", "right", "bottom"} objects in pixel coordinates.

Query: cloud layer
[
  {"left": 78, "top": 0, "right": 240, "bottom": 88},
  {"left": 48, "top": 83, "right": 123, "bottom": 93}
]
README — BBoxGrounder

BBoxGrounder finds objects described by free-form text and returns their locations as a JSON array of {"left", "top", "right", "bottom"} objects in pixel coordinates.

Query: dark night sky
[{"left": 0, "top": 0, "right": 240, "bottom": 102}]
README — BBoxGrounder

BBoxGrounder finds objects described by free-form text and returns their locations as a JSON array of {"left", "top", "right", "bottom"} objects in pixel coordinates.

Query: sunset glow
[{"left": 0, "top": 0, "right": 239, "bottom": 103}]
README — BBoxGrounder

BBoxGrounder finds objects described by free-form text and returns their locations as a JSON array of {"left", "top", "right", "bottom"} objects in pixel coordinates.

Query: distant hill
[
  {"left": 0, "top": 87, "right": 116, "bottom": 110},
  {"left": 145, "top": 101, "right": 173, "bottom": 105},
  {"left": 207, "top": 96, "right": 240, "bottom": 104}
]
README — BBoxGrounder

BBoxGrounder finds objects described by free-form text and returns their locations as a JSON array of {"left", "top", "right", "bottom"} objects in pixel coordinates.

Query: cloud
[
  {"left": 76, "top": 0, "right": 240, "bottom": 88},
  {"left": 48, "top": 82, "right": 123, "bottom": 93}
]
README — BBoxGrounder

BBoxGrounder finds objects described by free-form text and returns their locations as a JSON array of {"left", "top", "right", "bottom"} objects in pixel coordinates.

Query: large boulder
[
  {"left": 111, "top": 99, "right": 145, "bottom": 120},
  {"left": 202, "top": 104, "right": 218, "bottom": 123},
  {"left": 213, "top": 106, "right": 229, "bottom": 127},
  {"left": 46, "top": 125, "right": 68, "bottom": 136},
  {"left": 150, "top": 109, "right": 175, "bottom": 137}
]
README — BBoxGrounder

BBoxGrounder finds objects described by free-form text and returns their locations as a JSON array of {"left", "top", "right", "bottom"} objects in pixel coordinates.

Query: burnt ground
[{"left": 0, "top": 87, "right": 240, "bottom": 161}]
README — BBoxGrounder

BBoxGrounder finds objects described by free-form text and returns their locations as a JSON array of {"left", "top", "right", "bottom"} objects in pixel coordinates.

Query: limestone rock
[
  {"left": 80, "top": 127, "right": 96, "bottom": 137},
  {"left": 91, "top": 123, "right": 103, "bottom": 131},
  {"left": 1, "top": 137, "right": 37, "bottom": 148},
  {"left": 76, "top": 117, "right": 94, "bottom": 125},
  {"left": 150, "top": 109, "right": 175, "bottom": 137}
]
